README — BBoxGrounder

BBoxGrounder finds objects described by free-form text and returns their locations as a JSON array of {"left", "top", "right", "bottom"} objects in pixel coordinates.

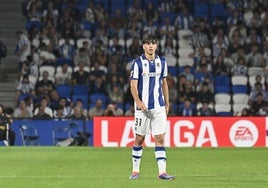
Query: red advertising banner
[{"left": 93, "top": 117, "right": 266, "bottom": 147}]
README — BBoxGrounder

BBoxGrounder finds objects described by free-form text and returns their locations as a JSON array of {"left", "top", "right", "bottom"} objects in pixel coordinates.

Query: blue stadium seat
[
  {"left": 214, "top": 86, "right": 231, "bottom": 94},
  {"left": 193, "top": 1, "right": 209, "bottom": 20},
  {"left": 210, "top": 3, "right": 228, "bottom": 23},
  {"left": 57, "top": 58, "right": 74, "bottom": 67},
  {"left": 232, "top": 85, "right": 249, "bottom": 94},
  {"left": 168, "top": 66, "right": 179, "bottom": 77},
  {"left": 25, "top": 20, "right": 42, "bottom": 31},
  {"left": 72, "top": 84, "right": 89, "bottom": 95},
  {"left": 56, "top": 85, "right": 72, "bottom": 99},
  {"left": 72, "top": 94, "right": 89, "bottom": 109}
]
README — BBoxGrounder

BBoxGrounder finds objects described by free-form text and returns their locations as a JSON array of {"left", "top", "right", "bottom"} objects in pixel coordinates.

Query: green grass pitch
[{"left": 0, "top": 147, "right": 268, "bottom": 188}]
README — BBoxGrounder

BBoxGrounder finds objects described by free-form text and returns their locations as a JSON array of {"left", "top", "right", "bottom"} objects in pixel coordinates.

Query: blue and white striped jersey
[{"left": 130, "top": 54, "right": 168, "bottom": 110}]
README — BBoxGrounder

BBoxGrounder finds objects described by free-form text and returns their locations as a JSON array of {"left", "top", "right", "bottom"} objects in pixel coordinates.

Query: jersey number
[{"left": 135, "top": 118, "right": 142, "bottom": 127}]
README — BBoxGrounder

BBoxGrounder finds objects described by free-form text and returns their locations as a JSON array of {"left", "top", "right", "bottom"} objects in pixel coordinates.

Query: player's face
[{"left": 143, "top": 41, "right": 157, "bottom": 56}]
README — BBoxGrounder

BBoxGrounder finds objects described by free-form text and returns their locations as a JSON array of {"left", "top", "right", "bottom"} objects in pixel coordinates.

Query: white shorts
[{"left": 134, "top": 107, "right": 167, "bottom": 136}]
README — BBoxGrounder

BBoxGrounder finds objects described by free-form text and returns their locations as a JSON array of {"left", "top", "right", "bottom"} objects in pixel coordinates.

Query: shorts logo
[{"left": 229, "top": 120, "right": 258, "bottom": 147}]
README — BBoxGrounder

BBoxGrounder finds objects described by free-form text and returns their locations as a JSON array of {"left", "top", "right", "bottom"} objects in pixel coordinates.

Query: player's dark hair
[{"left": 142, "top": 35, "right": 158, "bottom": 44}]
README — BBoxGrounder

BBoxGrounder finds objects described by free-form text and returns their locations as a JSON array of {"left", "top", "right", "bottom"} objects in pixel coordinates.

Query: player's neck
[{"left": 145, "top": 53, "right": 155, "bottom": 61}]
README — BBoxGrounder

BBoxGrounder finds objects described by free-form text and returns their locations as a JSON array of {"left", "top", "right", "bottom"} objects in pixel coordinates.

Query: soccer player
[{"left": 129, "top": 35, "right": 175, "bottom": 180}]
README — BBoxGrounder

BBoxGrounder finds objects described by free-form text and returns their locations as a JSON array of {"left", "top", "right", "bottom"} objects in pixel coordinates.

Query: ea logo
[{"left": 229, "top": 120, "right": 258, "bottom": 147}]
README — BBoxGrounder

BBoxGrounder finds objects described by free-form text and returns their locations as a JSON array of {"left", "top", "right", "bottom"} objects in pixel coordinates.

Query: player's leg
[
  {"left": 151, "top": 108, "right": 175, "bottom": 180},
  {"left": 129, "top": 111, "right": 150, "bottom": 179}
]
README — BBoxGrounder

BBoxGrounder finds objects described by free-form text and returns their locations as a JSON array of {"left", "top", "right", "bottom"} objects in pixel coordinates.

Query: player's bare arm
[
  {"left": 162, "top": 78, "right": 169, "bottom": 114},
  {"left": 130, "top": 79, "right": 147, "bottom": 112}
]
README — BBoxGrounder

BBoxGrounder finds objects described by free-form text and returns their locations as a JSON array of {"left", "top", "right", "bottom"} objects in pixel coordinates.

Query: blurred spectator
[
  {"left": 178, "top": 80, "right": 196, "bottom": 104},
  {"left": 143, "top": 19, "right": 158, "bottom": 37},
  {"left": 104, "top": 103, "right": 116, "bottom": 116},
  {"left": 71, "top": 61, "right": 90, "bottom": 85},
  {"left": 125, "top": 104, "right": 134, "bottom": 116},
  {"left": 127, "top": 0, "right": 143, "bottom": 23},
  {"left": 27, "top": 1, "right": 42, "bottom": 21},
  {"left": 191, "top": 24, "right": 209, "bottom": 49},
  {"left": 90, "top": 76, "right": 107, "bottom": 95},
  {"left": 85, "top": 1, "right": 95, "bottom": 23},
  {"left": 59, "top": 38, "right": 76, "bottom": 60},
  {"left": 74, "top": 47, "right": 91, "bottom": 67},
  {"left": 53, "top": 104, "right": 66, "bottom": 119},
  {"left": 54, "top": 97, "right": 72, "bottom": 118},
  {"left": 143, "top": 1, "right": 157, "bottom": 23},
  {"left": 33, "top": 104, "right": 52, "bottom": 119},
  {"left": 35, "top": 70, "right": 55, "bottom": 97},
  {"left": 251, "top": 93, "right": 267, "bottom": 115},
  {"left": 258, "top": 103, "right": 268, "bottom": 116},
  {"left": 71, "top": 98, "right": 88, "bottom": 117},
  {"left": 178, "top": 98, "right": 196, "bottom": 116},
  {"left": 174, "top": 7, "right": 194, "bottom": 30},
  {"left": 13, "top": 99, "right": 33, "bottom": 118},
  {"left": 34, "top": 97, "right": 53, "bottom": 117},
  {"left": 39, "top": 43, "right": 56, "bottom": 66},
  {"left": 42, "top": 0, "right": 59, "bottom": 27},
  {"left": 249, "top": 82, "right": 268, "bottom": 105},
  {"left": 196, "top": 82, "right": 214, "bottom": 104},
  {"left": 15, "top": 74, "right": 36, "bottom": 104},
  {"left": 69, "top": 106, "right": 86, "bottom": 120},
  {"left": 113, "top": 102, "right": 124, "bottom": 116},
  {"left": 108, "top": 85, "right": 124, "bottom": 104},
  {"left": 197, "top": 99, "right": 215, "bottom": 116},
  {"left": 55, "top": 63, "right": 72, "bottom": 85},
  {"left": 127, "top": 35, "right": 141, "bottom": 58},
  {"left": 15, "top": 30, "right": 31, "bottom": 64},
  {"left": 88, "top": 99, "right": 105, "bottom": 119},
  {"left": 212, "top": 55, "right": 229, "bottom": 76},
  {"left": 231, "top": 57, "right": 248, "bottom": 76},
  {"left": 160, "top": 36, "right": 177, "bottom": 59},
  {"left": 159, "top": 16, "right": 176, "bottom": 40},
  {"left": 246, "top": 44, "right": 265, "bottom": 68},
  {"left": 179, "top": 65, "right": 194, "bottom": 83}
]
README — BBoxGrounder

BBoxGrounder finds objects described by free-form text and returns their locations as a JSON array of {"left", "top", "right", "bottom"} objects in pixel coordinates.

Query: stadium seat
[
  {"left": 214, "top": 93, "right": 231, "bottom": 104},
  {"left": 168, "top": 66, "right": 179, "bottom": 77},
  {"left": 178, "top": 58, "right": 194, "bottom": 67},
  {"left": 232, "top": 104, "right": 249, "bottom": 116},
  {"left": 231, "top": 75, "right": 248, "bottom": 86},
  {"left": 76, "top": 38, "right": 91, "bottom": 49},
  {"left": 57, "top": 58, "right": 74, "bottom": 67},
  {"left": 232, "top": 85, "right": 249, "bottom": 94},
  {"left": 214, "top": 104, "right": 232, "bottom": 116},
  {"left": 248, "top": 67, "right": 264, "bottom": 76},
  {"left": 19, "top": 124, "right": 40, "bottom": 146},
  {"left": 39, "top": 65, "right": 56, "bottom": 77},
  {"left": 52, "top": 123, "right": 72, "bottom": 146},
  {"left": 178, "top": 48, "right": 194, "bottom": 58},
  {"left": 25, "top": 20, "right": 42, "bottom": 31},
  {"left": 232, "top": 93, "right": 249, "bottom": 104},
  {"left": 72, "top": 84, "right": 89, "bottom": 95},
  {"left": 214, "top": 85, "right": 231, "bottom": 94},
  {"left": 56, "top": 85, "right": 72, "bottom": 99},
  {"left": 209, "top": 4, "right": 228, "bottom": 23}
]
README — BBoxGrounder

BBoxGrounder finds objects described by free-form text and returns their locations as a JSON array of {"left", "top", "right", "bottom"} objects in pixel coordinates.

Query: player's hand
[{"left": 136, "top": 101, "right": 147, "bottom": 112}]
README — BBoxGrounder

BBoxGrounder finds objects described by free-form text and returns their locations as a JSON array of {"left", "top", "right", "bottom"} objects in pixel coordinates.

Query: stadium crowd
[{"left": 12, "top": 0, "right": 268, "bottom": 119}]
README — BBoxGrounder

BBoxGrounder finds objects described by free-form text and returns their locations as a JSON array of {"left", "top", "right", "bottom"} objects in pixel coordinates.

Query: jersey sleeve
[{"left": 130, "top": 60, "right": 139, "bottom": 80}]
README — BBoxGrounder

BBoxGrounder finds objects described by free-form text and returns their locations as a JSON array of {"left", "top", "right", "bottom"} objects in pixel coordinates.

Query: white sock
[
  {"left": 132, "top": 146, "right": 143, "bottom": 173},
  {"left": 155, "top": 146, "right": 167, "bottom": 174}
]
